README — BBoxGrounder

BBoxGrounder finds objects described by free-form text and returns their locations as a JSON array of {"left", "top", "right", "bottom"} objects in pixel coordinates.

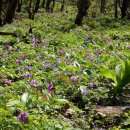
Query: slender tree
[{"left": 114, "top": 0, "right": 118, "bottom": 19}]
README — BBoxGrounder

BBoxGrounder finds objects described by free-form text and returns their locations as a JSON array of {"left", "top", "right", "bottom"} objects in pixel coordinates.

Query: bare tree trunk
[
  {"left": 100, "top": 0, "right": 106, "bottom": 13},
  {"left": 75, "top": 0, "right": 91, "bottom": 26},
  {"left": 34, "top": 0, "right": 41, "bottom": 13},
  {"left": 61, "top": 0, "right": 65, "bottom": 12},
  {"left": 5, "top": 0, "right": 18, "bottom": 24},
  {"left": 42, "top": 0, "right": 46, "bottom": 8},
  {"left": 114, "top": 0, "right": 118, "bottom": 19},
  {"left": 17, "top": 0, "right": 22, "bottom": 12},
  {"left": 121, "top": 0, "right": 128, "bottom": 18},
  {"left": 51, "top": 0, "right": 55, "bottom": 13},
  {"left": 46, "top": 0, "right": 51, "bottom": 12}
]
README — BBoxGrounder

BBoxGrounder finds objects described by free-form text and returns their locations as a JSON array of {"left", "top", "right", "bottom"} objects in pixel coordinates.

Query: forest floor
[{"left": 0, "top": 8, "right": 130, "bottom": 130}]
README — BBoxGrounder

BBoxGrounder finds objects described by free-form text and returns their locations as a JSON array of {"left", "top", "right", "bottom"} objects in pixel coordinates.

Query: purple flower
[
  {"left": 105, "top": 38, "right": 110, "bottom": 45},
  {"left": 30, "top": 80, "right": 39, "bottom": 87},
  {"left": 31, "top": 36, "right": 36, "bottom": 43},
  {"left": 4, "top": 79, "right": 12, "bottom": 85},
  {"left": 16, "top": 59, "right": 20, "bottom": 64},
  {"left": 24, "top": 66, "right": 32, "bottom": 71},
  {"left": 42, "top": 62, "right": 51, "bottom": 68},
  {"left": 4, "top": 45, "right": 12, "bottom": 52},
  {"left": 88, "top": 82, "right": 94, "bottom": 88},
  {"left": 59, "top": 50, "right": 65, "bottom": 55},
  {"left": 18, "top": 112, "right": 29, "bottom": 124},
  {"left": 70, "top": 76, "right": 78, "bottom": 82},
  {"left": 22, "top": 72, "right": 32, "bottom": 79},
  {"left": 57, "top": 58, "right": 62, "bottom": 65},
  {"left": 41, "top": 39, "right": 45, "bottom": 43},
  {"left": 92, "top": 40, "right": 96, "bottom": 45},
  {"left": 82, "top": 89, "right": 88, "bottom": 95},
  {"left": 56, "top": 71, "right": 61, "bottom": 75},
  {"left": 85, "top": 35, "right": 90, "bottom": 40},
  {"left": 48, "top": 82, "right": 54, "bottom": 94}
]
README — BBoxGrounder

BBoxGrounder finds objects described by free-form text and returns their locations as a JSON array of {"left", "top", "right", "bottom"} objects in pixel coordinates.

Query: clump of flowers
[
  {"left": 70, "top": 76, "right": 78, "bottom": 82},
  {"left": 22, "top": 72, "right": 32, "bottom": 79},
  {"left": 18, "top": 112, "right": 29, "bottom": 124},
  {"left": 42, "top": 61, "right": 51, "bottom": 68},
  {"left": 30, "top": 80, "right": 39, "bottom": 87}
]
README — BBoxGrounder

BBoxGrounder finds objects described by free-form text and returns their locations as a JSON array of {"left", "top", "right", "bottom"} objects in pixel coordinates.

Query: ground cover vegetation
[{"left": 0, "top": 0, "right": 130, "bottom": 129}]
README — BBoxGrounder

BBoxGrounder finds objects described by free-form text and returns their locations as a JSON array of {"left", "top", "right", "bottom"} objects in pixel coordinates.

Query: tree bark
[
  {"left": 114, "top": 0, "right": 118, "bottom": 19},
  {"left": 100, "top": 0, "right": 106, "bottom": 13},
  {"left": 34, "top": 0, "right": 41, "bottom": 13},
  {"left": 5, "top": 0, "right": 18, "bottom": 24},
  {"left": 121, "top": 0, "right": 128, "bottom": 18},
  {"left": 75, "top": 0, "right": 91, "bottom": 26}
]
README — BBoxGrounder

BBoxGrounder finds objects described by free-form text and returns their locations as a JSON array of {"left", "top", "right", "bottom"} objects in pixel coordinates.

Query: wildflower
[
  {"left": 16, "top": 59, "right": 20, "bottom": 64},
  {"left": 22, "top": 72, "right": 32, "bottom": 79},
  {"left": 30, "top": 80, "right": 39, "bottom": 87},
  {"left": 57, "top": 58, "right": 62, "bottom": 65},
  {"left": 18, "top": 112, "right": 29, "bottom": 124},
  {"left": 4, "top": 45, "right": 12, "bottom": 52},
  {"left": 92, "top": 40, "right": 96, "bottom": 45},
  {"left": 42, "top": 62, "right": 51, "bottom": 68},
  {"left": 82, "top": 89, "right": 88, "bottom": 95},
  {"left": 70, "top": 76, "right": 78, "bottom": 82},
  {"left": 59, "top": 50, "right": 65, "bottom": 55},
  {"left": 24, "top": 66, "right": 32, "bottom": 71},
  {"left": 56, "top": 71, "right": 61, "bottom": 75},
  {"left": 4, "top": 79, "right": 12, "bottom": 85},
  {"left": 88, "top": 82, "right": 94, "bottom": 88},
  {"left": 105, "top": 38, "right": 110, "bottom": 44},
  {"left": 48, "top": 82, "right": 54, "bottom": 94},
  {"left": 31, "top": 36, "right": 36, "bottom": 43},
  {"left": 85, "top": 35, "right": 90, "bottom": 40}
]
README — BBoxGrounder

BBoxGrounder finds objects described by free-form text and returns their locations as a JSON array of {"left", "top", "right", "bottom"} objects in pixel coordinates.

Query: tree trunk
[
  {"left": 0, "top": 0, "right": 2, "bottom": 25},
  {"left": 17, "top": 0, "right": 22, "bottom": 12},
  {"left": 46, "top": 0, "right": 51, "bottom": 12},
  {"left": 5, "top": 0, "right": 18, "bottom": 24},
  {"left": 61, "top": 0, "right": 65, "bottom": 12},
  {"left": 42, "top": 0, "right": 46, "bottom": 8},
  {"left": 51, "top": 0, "right": 55, "bottom": 13},
  {"left": 34, "top": 0, "right": 41, "bottom": 13},
  {"left": 114, "top": 0, "right": 118, "bottom": 19},
  {"left": 75, "top": 0, "right": 91, "bottom": 26},
  {"left": 100, "top": 0, "right": 106, "bottom": 13},
  {"left": 121, "top": 0, "right": 128, "bottom": 18}
]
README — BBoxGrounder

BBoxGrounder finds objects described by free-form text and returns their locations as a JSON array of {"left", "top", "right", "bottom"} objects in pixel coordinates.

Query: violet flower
[
  {"left": 88, "top": 82, "right": 94, "bottom": 88},
  {"left": 4, "top": 79, "right": 12, "bottom": 85},
  {"left": 70, "top": 76, "right": 78, "bottom": 82},
  {"left": 82, "top": 89, "right": 88, "bottom": 95},
  {"left": 18, "top": 112, "right": 29, "bottom": 124},
  {"left": 48, "top": 82, "right": 54, "bottom": 94},
  {"left": 22, "top": 72, "right": 32, "bottom": 79},
  {"left": 30, "top": 80, "right": 39, "bottom": 87}
]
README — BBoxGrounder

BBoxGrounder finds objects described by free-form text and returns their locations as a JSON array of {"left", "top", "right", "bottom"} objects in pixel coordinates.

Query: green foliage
[{"left": 100, "top": 59, "right": 130, "bottom": 95}]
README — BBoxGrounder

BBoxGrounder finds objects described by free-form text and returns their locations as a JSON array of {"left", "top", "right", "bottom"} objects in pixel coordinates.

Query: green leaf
[
  {"left": 100, "top": 66, "right": 115, "bottom": 81},
  {"left": 54, "top": 99, "right": 69, "bottom": 105},
  {"left": 21, "top": 92, "right": 29, "bottom": 104}
]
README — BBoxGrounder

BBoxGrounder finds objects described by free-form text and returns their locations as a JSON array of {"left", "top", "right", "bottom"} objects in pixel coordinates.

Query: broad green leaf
[{"left": 100, "top": 66, "right": 115, "bottom": 80}]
